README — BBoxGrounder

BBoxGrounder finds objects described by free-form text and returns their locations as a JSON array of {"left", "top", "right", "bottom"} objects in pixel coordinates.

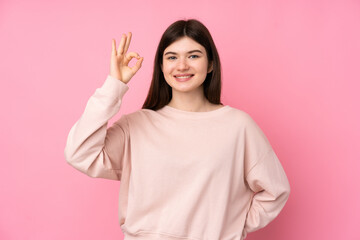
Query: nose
[{"left": 177, "top": 58, "right": 189, "bottom": 71}]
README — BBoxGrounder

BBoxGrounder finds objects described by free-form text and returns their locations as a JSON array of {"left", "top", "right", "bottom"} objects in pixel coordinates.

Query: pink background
[{"left": 1, "top": 0, "right": 359, "bottom": 239}]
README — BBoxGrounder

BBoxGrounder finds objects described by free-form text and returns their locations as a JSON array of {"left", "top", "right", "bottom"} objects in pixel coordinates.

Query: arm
[
  {"left": 241, "top": 114, "right": 291, "bottom": 238},
  {"left": 243, "top": 148, "right": 290, "bottom": 237},
  {"left": 64, "top": 32, "right": 143, "bottom": 181},
  {"left": 64, "top": 75, "right": 130, "bottom": 181}
]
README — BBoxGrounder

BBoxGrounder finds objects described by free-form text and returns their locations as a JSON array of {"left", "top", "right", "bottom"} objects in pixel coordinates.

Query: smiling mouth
[
  {"left": 174, "top": 74, "right": 194, "bottom": 82},
  {"left": 174, "top": 74, "right": 194, "bottom": 78}
]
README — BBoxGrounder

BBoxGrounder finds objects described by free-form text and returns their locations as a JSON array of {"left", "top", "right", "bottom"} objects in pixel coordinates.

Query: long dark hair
[{"left": 142, "top": 18, "right": 222, "bottom": 110}]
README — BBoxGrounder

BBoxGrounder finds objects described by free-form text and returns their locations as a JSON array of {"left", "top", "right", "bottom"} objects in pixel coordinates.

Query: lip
[{"left": 174, "top": 74, "right": 194, "bottom": 82}]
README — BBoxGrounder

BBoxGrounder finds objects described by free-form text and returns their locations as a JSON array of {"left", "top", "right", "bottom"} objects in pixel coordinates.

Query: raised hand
[{"left": 110, "top": 32, "right": 143, "bottom": 84}]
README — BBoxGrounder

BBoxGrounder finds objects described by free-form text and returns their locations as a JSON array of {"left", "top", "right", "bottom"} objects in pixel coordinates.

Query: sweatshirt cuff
[{"left": 99, "top": 75, "right": 130, "bottom": 100}]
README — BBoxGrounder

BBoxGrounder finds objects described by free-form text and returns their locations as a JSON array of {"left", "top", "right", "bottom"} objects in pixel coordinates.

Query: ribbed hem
[
  {"left": 124, "top": 233, "right": 199, "bottom": 240},
  {"left": 121, "top": 226, "right": 201, "bottom": 240},
  {"left": 124, "top": 233, "right": 244, "bottom": 240}
]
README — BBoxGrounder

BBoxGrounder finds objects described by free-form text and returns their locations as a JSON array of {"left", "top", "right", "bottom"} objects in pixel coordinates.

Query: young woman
[{"left": 65, "top": 19, "right": 290, "bottom": 240}]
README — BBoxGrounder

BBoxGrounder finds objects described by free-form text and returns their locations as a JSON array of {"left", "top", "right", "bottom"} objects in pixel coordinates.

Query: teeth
[{"left": 176, "top": 75, "right": 192, "bottom": 78}]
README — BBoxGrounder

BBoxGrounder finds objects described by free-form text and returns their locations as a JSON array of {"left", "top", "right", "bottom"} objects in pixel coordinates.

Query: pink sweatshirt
[{"left": 64, "top": 75, "right": 290, "bottom": 240}]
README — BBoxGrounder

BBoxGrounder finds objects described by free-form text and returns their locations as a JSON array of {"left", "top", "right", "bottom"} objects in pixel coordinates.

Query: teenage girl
[{"left": 65, "top": 19, "right": 290, "bottom": 240}]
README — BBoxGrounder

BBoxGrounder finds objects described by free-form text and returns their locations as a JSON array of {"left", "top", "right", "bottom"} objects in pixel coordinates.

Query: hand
[{"left": 110, "top": 32, "right": 143, "bottom": 84}]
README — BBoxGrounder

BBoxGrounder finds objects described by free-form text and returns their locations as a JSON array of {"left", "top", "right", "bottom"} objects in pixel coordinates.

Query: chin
[
  {"left": 165, "top": 78, "right": 205, "bottom": 93},
  {"left": 173, "top": 84, "right": 204, "bottom": 93}
]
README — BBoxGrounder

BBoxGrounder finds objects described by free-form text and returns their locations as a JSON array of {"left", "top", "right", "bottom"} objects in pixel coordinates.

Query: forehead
[{"left": 164, "top": 37, "right": 205, "bottom": 54}]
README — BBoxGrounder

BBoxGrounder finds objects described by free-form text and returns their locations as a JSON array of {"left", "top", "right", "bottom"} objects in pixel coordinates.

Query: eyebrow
[{"left": 164, "top": 50, "right": 203, "bottom": 56}]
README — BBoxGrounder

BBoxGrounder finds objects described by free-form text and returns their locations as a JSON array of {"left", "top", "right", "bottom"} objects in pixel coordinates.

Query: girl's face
[{"left": 161, "top": 36, "right": 213, "bottom": 94}]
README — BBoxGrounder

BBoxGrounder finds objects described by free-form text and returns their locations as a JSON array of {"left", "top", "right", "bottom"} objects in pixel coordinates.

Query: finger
[
  {"left": 124, "top": 32, "right": 132, "bottom": 54},
  {"left": 131, "top": 57, "right": 144, "bottom": 74},
  {"left": 123, "top": 52, "right": 140, "bottom": 66},
  {"left": 117, "top": 34, "right": 127, "bottom": 55},
  {"left": 111, "top": 39, "right": 117, "bottom": 56}
]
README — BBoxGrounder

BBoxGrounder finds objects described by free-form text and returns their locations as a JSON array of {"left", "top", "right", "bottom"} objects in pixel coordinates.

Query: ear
[{"left": 207, "top": 61, "right": 213, "bottom": 73}]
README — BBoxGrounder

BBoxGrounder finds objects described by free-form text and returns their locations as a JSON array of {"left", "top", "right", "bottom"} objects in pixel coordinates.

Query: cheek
[
  {"left": 161, "top": 62, "right": 167, "bottom": 71},
  {"left": 162, "top": 66, "right": 172, "bottom": 81},
  {"left": 162, "top": 64, "right": 174, "bottom": 76},
  {"left": 198, "top": 62, "right": 209, "bottom": 74}
]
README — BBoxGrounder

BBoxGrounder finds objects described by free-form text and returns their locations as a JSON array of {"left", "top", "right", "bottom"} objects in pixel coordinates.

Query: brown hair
[{"left": 142, "top": 18, "right": 222, "bottom": 110}]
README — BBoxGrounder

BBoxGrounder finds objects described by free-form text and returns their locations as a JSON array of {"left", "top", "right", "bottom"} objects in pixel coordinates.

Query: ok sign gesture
[{"left": 110, "top": 32, "right": 144, "bottom": 84}]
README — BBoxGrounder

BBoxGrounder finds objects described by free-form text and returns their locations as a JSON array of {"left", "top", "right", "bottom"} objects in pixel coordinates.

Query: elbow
[
  {"left": 273, "top": 177, "right": 291, "bottom": 204},
  {"left": 64, "top": 146, "right": 83, "bottom": 171},
  {"left": 281, "top": 178, "right": 291, "bottom": 202},
  {"left": 64, "top": 147, "right": 93, "bottom": 177},
  {"left": 64, "top": 146, "right": 75, "bottom": 166},
  {"left": 286, "top": 177, "right": 291, "bottom": 196}
]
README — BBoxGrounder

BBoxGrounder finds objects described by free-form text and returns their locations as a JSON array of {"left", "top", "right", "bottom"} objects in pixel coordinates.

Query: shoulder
[
  {"left": 126, "top": 108, "right": 157, "bottom": 119},
  {"left": 120, "top": 108, "right": 160, "bottom": 127},
  {"left": 229, "top": 107, "right": 271, "bottom": 147},
  {"left": 224, "top": 106, "right": 270, "bottom": 140},
  {"left": 225, "top": 105, "right": 257, "bottom": 125},
  {"left": 111, "top": 108, "right": 156, "bottom": 127}
]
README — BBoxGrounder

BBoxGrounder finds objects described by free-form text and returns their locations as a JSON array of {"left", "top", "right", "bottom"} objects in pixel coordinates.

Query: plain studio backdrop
[{"left": 1, "top": 0, "right": 359, "bottom": 239}]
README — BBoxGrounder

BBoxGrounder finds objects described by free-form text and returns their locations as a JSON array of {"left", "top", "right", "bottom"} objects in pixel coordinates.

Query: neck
[{"left": 167, "top": 86, "right": 210, "bottom": 112}]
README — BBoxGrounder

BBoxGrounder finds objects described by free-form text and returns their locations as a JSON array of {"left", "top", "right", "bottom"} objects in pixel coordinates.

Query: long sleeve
[
  {"left": 241, "top": 114, "right": 291, "bottom": 239},
  {"left": 64, "top": 75, "right": 131, "bottom": 181}
]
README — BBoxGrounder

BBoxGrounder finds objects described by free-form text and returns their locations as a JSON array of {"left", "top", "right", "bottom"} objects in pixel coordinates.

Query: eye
[
  {"left": 167, "top": 56, "right": 176, "bottom": 60},
  {"left": 190, "top": 55, "right": 199, "bottom": 59}
]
